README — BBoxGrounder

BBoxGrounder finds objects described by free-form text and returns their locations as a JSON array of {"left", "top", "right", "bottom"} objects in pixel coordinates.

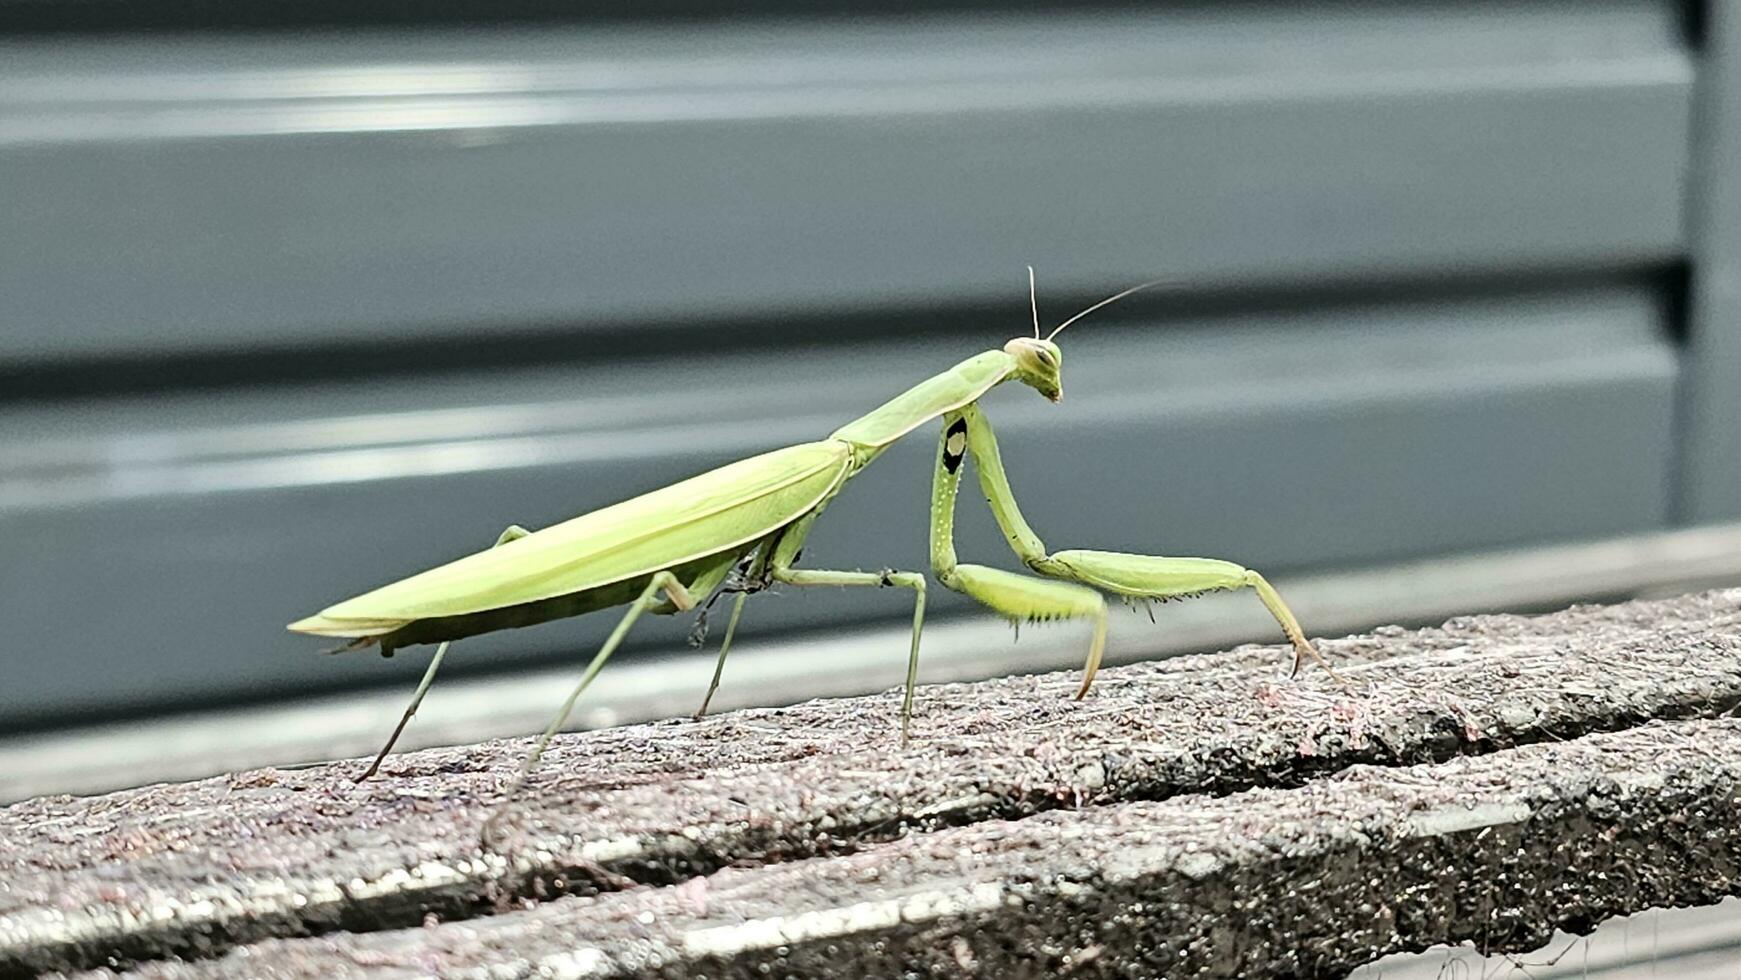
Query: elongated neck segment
[{"left": 830, "top": 349, "right": 1015, "bottom": 453}]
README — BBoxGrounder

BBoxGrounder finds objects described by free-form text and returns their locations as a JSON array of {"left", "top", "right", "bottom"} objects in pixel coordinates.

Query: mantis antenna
[
  {"left": 1028, "top": 265, "right": 1041, "bottom": 339},
  {"left": 1047, "top": 278, "right": 1172, "bottom": 341}
]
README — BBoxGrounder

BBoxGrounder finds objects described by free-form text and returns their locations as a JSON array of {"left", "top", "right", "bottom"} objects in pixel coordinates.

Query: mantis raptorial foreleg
[
  {"left": 358, "top": 523, "right": 532, "bottom": 782},
  {"left": 928, "top": 413, "right": 1111, "bottom": 694},
  {"left": 953, "top": 403, "right": 1342, "bottom": 684}
]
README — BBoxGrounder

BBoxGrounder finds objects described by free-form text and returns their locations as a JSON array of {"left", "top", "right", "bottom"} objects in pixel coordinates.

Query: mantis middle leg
[
  {"left": 516, "top": 569, "right": 696, "bottom": 780},
  {"left": 690, "top": 512, "right": 929, "bottom": 739},
  {"left": 694, "top": 546, "right": 771, "bottom": 720},
  {"left": 948, "top": 402, "right": 1340, "bottom": 687}
]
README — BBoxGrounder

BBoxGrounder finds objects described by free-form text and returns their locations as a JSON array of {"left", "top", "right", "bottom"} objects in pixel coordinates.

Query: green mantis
[{"left": 291, "top": 270, "right": 1337, "bottom": 785}]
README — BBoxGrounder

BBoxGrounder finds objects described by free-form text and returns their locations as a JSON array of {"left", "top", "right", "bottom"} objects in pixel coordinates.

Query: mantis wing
[{"left": 289, "top": 440, "right": 852, "bottom": 637}]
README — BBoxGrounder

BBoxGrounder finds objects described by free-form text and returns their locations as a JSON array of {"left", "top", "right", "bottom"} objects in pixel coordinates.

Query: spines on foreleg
[{"left": 935, "top": 563, "right": 1108, "bottom": 697}]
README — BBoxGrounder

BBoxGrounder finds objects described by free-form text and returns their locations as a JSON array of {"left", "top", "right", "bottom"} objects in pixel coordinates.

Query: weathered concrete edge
[
  {"left": 112, "top": 718, "right": 1741, "bottom": 979},
  {"left": 5, "top": 589, "right": 1741, "bottom": 975}
]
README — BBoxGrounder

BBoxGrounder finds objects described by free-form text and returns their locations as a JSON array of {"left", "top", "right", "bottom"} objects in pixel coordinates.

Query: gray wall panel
[
  {"left": 0, "top": 285, "right": 1676, "bottom": 725},
  {"left": 0, "top": 2, "right": 1691, "bottom": 361},
  {"left": 1680, "top": 1, "right": 1741, "bottom": 523},
  {"left": 0, "top": 1, "right": 1707, "bottom": 734}
]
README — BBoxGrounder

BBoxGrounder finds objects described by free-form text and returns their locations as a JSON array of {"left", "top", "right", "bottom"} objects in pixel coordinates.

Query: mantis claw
[{"left": 1290, "top": 636, "right": 1348, "bottom": 689}]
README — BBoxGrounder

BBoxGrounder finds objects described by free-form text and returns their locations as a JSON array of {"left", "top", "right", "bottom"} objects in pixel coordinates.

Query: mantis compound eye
[{"left": 1003, "top": 338, "right": 1064, "bottom": 402}]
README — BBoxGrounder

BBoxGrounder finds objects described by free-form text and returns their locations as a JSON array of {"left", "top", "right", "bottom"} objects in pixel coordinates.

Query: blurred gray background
[{"left": 3, "top": 0, "right": 1741, "bottom": 789}]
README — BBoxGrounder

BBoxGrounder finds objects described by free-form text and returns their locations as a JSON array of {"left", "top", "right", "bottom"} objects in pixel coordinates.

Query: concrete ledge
[
  {"left": 2, "top": 589, "right": 1739, "bottom": 974},
  {"left": 114, "top": 718, "right": 1741, "bottom": 978}
]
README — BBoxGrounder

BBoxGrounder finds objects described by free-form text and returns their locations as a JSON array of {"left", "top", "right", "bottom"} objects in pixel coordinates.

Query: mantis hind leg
[
  {"left": 364, "top": 541, "right": 737, "bottom": 782},
  {"left": 358, "top": 523, "right": 532, "bottom": 782},
  {"left": 519, "top": 570, "right": 694, "bottom": 779},
  {"left": 483, "top": 569, "right": 694, "bottom": 844}
]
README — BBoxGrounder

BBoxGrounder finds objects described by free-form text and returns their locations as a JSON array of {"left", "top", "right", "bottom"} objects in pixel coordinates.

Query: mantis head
[
  {"left": 1004, "top": 266, "right": 1169, "bottom": 404},
  {"left": 1004, "top": 336, "right": 1064, "bottom": 402}
]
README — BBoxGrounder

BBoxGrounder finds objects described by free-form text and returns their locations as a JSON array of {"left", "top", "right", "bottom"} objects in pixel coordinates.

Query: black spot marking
[{"left": 943, "top": 418, "right": 968, "bottom": 474}]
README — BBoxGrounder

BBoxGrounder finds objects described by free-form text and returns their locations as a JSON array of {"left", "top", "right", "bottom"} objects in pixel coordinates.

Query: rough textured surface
[
  {"left": 2, "top": 590, "right": 1739, "bottom": 975},
  {"left": 98, "top": 718, "right": 1741, "bottom": 979}
]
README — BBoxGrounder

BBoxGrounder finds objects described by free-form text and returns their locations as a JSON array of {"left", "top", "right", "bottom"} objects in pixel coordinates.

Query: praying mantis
[{"left": 290, "top": 270, "right": 1337, "bottom": 785}]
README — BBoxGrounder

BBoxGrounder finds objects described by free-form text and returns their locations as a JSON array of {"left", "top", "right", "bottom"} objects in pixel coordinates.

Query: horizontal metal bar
[{"left": 0, "top": 2, "right": 1691, "bottom": 361}]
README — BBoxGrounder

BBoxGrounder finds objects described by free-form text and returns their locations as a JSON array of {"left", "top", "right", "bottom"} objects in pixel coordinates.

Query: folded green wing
[{"left": 290, "top": 440, "right": 852, "bottom": 636}]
